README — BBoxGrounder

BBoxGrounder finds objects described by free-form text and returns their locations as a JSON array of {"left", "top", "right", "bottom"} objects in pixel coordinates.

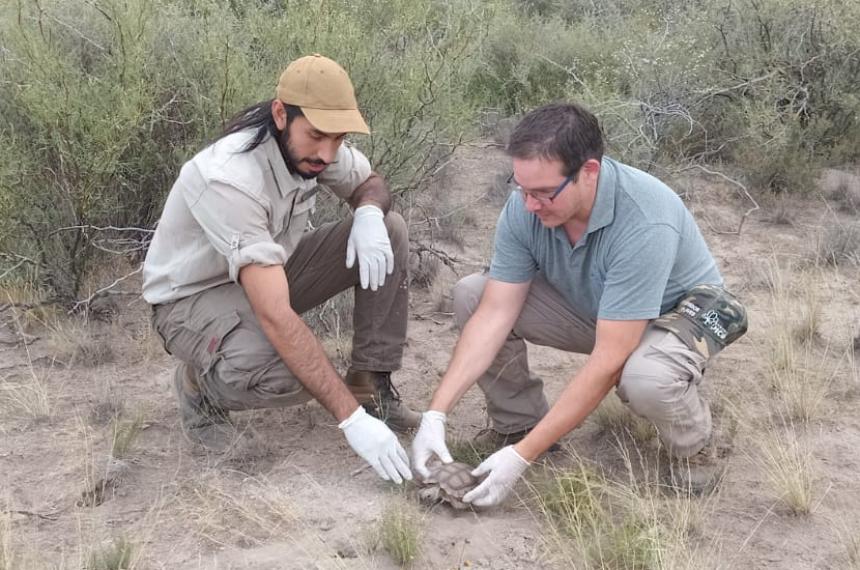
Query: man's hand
[
  {"left": 339, "top": 406, "right": 412, "bottom": 483},
  {"left": 346, "top": 205, "right": 393, "bottom": 291},
  {"left": 462, "top": 445, "right": 530, "bottom": 507},
  {"left": 411, "top": 411, "right": 453, "bottom": 479}
]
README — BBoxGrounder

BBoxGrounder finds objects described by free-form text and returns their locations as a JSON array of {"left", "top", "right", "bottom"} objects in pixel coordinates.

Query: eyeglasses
[{"left": 507, "top": 171, "right": 576, "bottom": 204}]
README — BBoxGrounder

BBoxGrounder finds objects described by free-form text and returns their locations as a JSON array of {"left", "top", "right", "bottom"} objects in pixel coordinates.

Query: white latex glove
[
  {"left": 462, "top": 445, "right": 530, "bottom": 507},
  {"left": 346, "top": 205, "right": 393, "bottom": 291},
  {"left": 411, "top": 410, "right": 454, "bottom": 479},
  {"left": 339, "top": 406, "right": 412, "bottom": 484}
]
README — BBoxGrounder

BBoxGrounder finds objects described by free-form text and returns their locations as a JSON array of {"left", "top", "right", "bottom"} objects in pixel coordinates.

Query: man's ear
[
  {"left": 271, "top": 99, "right": 287, "bottom": 131},
  {"left": 581, "top": 158, "right": 601, "bottom": 180}
]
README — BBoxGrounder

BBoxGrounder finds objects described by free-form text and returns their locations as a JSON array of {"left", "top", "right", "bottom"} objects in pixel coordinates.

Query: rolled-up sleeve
[
  {"left": 181, "top": 180, "right": 287, "bottom": 283},
  {"left": 318, "top": 142, "right": 372, "bottom": 200}
]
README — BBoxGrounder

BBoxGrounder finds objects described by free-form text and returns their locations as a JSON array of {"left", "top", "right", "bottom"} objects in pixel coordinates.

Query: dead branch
[
  {"left": 69, "top": 264, "right": 143, "bottom": 314},
  {"left": 47, "top": 224, "right": 155, "bottom": 238},
  {"left": 0, "top": 259, "right": 29, "bottom": 281},
  {"left": 682, "top": 164, "right": 760, "bottom": 235},
  {"left": 410, "top": 243, "right": 464, "bottom": 272}
]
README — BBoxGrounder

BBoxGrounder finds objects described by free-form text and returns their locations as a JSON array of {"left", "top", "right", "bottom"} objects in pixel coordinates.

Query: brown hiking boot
[
  {"left": 472, "top": 426, "right": 561, "bottom": 456},
  {"left": 173, "top": 363, "right": 238, "bottom": 453},
  {"left": 344, "top": 369, "right": 421, "bottom": 432}
]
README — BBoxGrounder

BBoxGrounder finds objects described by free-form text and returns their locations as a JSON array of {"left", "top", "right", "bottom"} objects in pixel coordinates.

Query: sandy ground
[{"left": 1, "top": 145, "right": 859, "bottom": 569}]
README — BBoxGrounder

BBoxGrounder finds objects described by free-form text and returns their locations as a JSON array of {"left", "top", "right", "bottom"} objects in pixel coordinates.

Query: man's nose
[{"left": 318, "top": 139, "right": 339, "bottom": 164}]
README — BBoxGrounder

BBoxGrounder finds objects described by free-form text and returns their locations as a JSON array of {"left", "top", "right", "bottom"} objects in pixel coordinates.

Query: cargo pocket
[{"left": 157, "top": 302, "right": 241, "bottom": 375}]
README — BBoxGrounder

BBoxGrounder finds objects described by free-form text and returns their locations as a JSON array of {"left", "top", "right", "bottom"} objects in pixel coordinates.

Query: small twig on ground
[
  {"left": 412, "top": 313, "right": 448, "bottom": 325},
  {"left": 3, "top": 508, "right": 60, "bottom": 521},
  {"left": 350, "top": 464, "right": 372, "bottom": 477}
]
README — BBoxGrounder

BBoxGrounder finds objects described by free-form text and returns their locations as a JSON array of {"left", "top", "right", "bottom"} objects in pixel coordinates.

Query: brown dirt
[{"left": 1, "top": 145, "right": 859, "bottom": 569}]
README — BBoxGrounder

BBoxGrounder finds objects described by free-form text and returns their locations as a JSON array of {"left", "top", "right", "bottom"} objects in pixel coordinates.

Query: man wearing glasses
[{"left": 411, "top": 103, "right": 747, "bottom": 506}]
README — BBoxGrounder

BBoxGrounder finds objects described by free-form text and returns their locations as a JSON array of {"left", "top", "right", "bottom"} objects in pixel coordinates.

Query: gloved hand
[
  {"left": 411, "top": 410, "right": 453, "bottom": 479},
  {"left": 339, "top": 406, "right": 412, "bottom": 484},
  {"left": 462, "top": 445, "right": 530, "bottom": 507},
  {"left": 346, "top": 205, "right": 393, "bottom": 291}
]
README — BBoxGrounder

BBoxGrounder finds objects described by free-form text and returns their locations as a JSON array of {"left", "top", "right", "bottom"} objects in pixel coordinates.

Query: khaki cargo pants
[
  {"left": 454, "top": 273, "right": 720, "bottom": 458},
  {"left": 151, "top": 213, "right": 409, "bottom": 412}
]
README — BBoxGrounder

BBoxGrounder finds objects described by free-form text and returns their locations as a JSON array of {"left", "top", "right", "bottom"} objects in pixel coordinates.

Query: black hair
[{"left": 216, "top": 99, "right": 304, "bottom": 152}]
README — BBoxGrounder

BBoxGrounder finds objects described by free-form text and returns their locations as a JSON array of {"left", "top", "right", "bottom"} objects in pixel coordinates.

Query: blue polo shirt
[{"left": 488, "top": 157, "right": 722, "bottom": 321}]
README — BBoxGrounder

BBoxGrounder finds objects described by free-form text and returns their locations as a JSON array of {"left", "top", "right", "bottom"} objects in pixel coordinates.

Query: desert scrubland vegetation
[
  {"left": 1, "top": 0, "right": 858, "bottom": 304},
  {"left": 1, "top": 0, "right": 860, "bottom": 569}
]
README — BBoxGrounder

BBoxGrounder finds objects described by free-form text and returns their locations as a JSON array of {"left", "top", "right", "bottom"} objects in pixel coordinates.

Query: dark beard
[{"left": 276, "top": 127, "right": 328, "bottom": 180}]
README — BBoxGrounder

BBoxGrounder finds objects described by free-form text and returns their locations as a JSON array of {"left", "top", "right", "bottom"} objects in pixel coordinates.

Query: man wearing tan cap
[{"left": 142, "top": 54, "right": 417, "bottom": 483}]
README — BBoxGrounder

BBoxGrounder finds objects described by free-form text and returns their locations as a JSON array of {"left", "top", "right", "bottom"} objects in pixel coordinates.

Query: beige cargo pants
[
  {"left": 151, "top": 213, "right": 409, "bottom": 412},
  {"left": 454, "top": 273, "right": 719, "bottom": 458}
]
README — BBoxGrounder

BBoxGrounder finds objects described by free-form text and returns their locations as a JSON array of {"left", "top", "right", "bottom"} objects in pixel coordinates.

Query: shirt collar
[{"left": 585, "top": 156, "right": 617, "bottom": 234}]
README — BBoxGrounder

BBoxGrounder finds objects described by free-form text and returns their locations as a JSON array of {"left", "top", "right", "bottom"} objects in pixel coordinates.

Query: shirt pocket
[{"left": 272, "top": 186, "right": 318, "bottom": 241}]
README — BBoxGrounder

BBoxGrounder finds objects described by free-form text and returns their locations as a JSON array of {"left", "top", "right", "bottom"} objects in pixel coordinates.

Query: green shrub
[{"left": 0, "top": 0, "right": 483, "bottom": 305}]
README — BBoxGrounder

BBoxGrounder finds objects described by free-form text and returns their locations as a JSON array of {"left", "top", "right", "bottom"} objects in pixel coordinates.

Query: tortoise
[{"left": 417, "top": 461, "right": 481, "bottom": 509}]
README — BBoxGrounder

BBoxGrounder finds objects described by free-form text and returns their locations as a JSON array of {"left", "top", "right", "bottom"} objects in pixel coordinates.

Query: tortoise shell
[{"left": 418, "top": 461, "right": 480, "bottom": 509}]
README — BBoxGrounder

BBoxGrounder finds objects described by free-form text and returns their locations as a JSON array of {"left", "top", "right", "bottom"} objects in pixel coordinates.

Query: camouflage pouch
[{"left": 652, "top": 284, "right": 749, "bottom": 361}]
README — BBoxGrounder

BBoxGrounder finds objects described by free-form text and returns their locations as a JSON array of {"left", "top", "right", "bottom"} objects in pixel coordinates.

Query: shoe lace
[{"left": 375, "top": 373, "right": 402, "bottom": 402}]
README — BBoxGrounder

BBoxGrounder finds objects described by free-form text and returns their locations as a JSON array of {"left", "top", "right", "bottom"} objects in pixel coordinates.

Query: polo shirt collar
[{"left": 585, "top": 156, "right": 616, "bottom": 234}]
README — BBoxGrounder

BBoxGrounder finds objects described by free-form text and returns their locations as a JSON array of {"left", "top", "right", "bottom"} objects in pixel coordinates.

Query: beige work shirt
[{"left": 142, "top": 130, "right": 371, "bottom": 305}]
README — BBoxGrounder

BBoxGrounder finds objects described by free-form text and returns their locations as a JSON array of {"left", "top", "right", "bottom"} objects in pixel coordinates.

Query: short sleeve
[
  {"left": 181, "top": 180, "right": 287, "bottom": 283},
  {"left": 317, "top": 141, "right": 372, "bottom": 200},
  {"left": 488, "top": 195, "right": 537, "bottom": 283},
  {"left": 598, "top": 224, "right": 679, "bottom": 320}
]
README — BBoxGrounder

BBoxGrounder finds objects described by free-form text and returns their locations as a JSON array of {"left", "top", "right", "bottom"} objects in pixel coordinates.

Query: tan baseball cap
[{"left": 275, "top": 54, "right": 370, "bottom": 135}]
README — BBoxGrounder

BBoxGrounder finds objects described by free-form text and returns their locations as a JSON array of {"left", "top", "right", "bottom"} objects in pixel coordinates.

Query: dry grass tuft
[
  {"left": 177, "top": 474, "right": 297, "bottom": 547},
  {"left": 818, "top": 223, "right": 860, "bottom": 266},
  {"left": 791, "top": 272, "right": 822, "bottom": 344},
  {"left": 531, "top": 462, "right": 604, "bottom": 537},
  {"left": 85, "top": 536, "right": 135, "bottom": 570},
  {"left": 755, "top": 425, "right": 817, "bottom": 515},
  {"left": 0, "top": 299, "right": 52, "bottom": 419},
  {"left": 109, "top": 411, "right": 144, "bottom": 459},
  {"left": 764, "top": 259, "right": 834, "bottom": 422},
  {"left": 766, "top": 340, "right": 832, "bottom": 423},
  {"left": 377, "top": 495, "right": 422, "bottom": 567},
  {"left": 0, "top": 511, "right": 16, "bottom": 570},
  {"left": 842, "top": 526, "right": 860, "bottom": 569},
  {"left": 0, "top": 370, "right": 52, "bottom": 420},
  {"left": 46, "top": 318, "right": 115, "bottom": 368},
  {"left": 530, "top": 449, "right": 718, "bottom": 569}
]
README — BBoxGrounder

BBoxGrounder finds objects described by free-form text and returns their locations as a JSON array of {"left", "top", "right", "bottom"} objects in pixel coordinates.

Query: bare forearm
[
  {"left": 349, "top": 172, "right": 391, "bottom": 213},
  {"left": 239, "top": 264, "right": 357, "bottom": 422},
  {"left": 514, "top": 318, "right": 648, "bottom": 461},
  {"left": 258, "top": 312, "right": 358, "bottom": 422}
]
